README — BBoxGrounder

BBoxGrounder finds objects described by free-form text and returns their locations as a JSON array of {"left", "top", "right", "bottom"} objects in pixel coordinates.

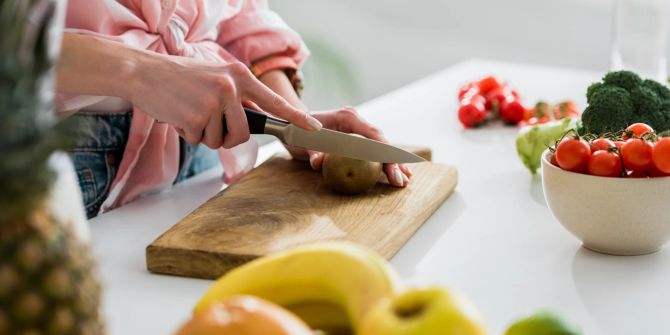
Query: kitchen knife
[{"left": 225, "top": 108, "right": 425, "bottom": 163}]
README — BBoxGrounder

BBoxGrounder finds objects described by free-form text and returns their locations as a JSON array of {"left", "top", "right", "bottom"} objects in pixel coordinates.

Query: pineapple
[{"left": 0, "top": 0, "right": 104, "bottom": 334}]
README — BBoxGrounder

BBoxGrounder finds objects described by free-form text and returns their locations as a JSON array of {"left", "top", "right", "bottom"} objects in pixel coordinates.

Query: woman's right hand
[{"left": 129, "top": 57, "right": 322, "bottom": 148}]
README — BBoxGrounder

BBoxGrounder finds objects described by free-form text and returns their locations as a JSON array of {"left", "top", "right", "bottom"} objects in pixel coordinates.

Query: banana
[
  {"left": 194, "top": 242, "right": 401, "bottom": 332},
  {"left": 285, "top": 301, "right": 351, "bottom": 334}
]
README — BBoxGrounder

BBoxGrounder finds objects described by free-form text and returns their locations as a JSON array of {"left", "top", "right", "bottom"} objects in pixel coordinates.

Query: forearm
[
  {"left": 258, "top": 69, "right": 307, "bottom": 112},
  {"left": 56, "top": 33, "right": 155, "bottom": 103}
]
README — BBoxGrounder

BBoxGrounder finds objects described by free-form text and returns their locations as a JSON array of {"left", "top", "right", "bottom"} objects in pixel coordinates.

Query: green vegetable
[
  {"left": 582, "top": 70, "right": 670, "bottom": 134},
  {"left": 516, "top": 118, "right": 580, "bottom": 174},
  {"left": 505, "top": 311, "right": 581, "bottom": 335}
]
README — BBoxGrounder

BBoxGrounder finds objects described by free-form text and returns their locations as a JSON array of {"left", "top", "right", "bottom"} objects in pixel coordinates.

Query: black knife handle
[{"left": 222, "top": 107, "right": 268, "bottom": 135}]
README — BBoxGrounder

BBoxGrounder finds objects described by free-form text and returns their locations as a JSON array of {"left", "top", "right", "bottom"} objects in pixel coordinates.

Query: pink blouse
[{"left": 60, "top": 0, "right": 308, "bottom": 215}]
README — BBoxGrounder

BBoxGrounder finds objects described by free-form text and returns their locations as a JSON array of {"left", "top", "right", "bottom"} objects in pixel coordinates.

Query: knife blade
[{"left": 226, "top": 108, "right": 425, "bottom": 163}]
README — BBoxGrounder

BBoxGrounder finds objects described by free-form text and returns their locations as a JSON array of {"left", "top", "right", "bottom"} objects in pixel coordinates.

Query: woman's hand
[
  {"left": 285, "top": 107, "right": 413, "bottom": 188},
  {"left": 131, "top": 58, "right": 322, "bottom": 148}
]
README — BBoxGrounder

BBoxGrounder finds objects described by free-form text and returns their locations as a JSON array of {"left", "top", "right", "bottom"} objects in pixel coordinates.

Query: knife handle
[{"left": 222, "top": 107, "right": 269, "bottom": 135}]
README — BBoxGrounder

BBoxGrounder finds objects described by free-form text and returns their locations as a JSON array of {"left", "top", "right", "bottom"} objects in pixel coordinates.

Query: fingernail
[
  {"left": 309, "top": 153, "right": 318, "bottom": 169},
  {"left": 402, "top": 173, "right": 409, "bottom": 185},
  {"left": 307, "top": 116, "right": 323, "bottom": 130},
  {"left": 406, "top": 166, "right": 414, "bottom": 177},
  {"left": 393, "top": 168, "right": 403, "bottom": 187}
]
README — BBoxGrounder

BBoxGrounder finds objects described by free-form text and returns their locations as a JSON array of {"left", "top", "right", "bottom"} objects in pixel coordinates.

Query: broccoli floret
[
  {"left": 630, "top": 86, "right": 661, "bottom": 117},
  {"left": 602, "top": 70, "right": 642, "bottom": 91},
  {"left": 582, "top": 71, "right": 670, "bottom": 134},
  {"left": 642, "top": 79, "right": 670, "bottom": 100},
  {"left": 586, "top": 82, "right": 603, "bottom": 104},
  {"left": 582, "top": 85, "right": 634, "bottom": 134}
]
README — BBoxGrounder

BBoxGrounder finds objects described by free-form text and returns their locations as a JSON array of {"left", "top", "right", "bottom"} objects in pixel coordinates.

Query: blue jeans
[{"left": 68, "top": 113, "right": 219, "bottom": 219}]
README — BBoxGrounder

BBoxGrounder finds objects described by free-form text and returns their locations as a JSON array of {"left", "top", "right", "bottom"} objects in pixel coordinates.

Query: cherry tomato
[
  {"left": 646, "top": 162, "right": 670, "bottom": 177},
  {"left": 587, "top": 150, "right": 623, "bottom": 177},
  {"left": 627, "top": 170, "right": 648, "bottom": 178},
  {"left": 552, "top": 101, "right": 580, "bottom": 120},
  {"left": 615, "top": 140, "right": 626, "bottom": 148},
  {"left": 555, "top": 138, "right": 591, "bottom": 172},
  {"left": 590, "top": 138, "right": 616, "bottom": 152},
  {"left": 485, "top": 85, "right": 516, "bottom": 111},
  {"left": 621, "top": 138, "right": 653, "bottom": 171},
  {"left": 458, "top": 95, "right": 487, "bottom": 128},
  {"left": 652, "top": 137, "right": 670, "bottom": 173},
  {"left": 477, "top": 76, "right": 502, "bottom": 94},
  {"left": 499, "top": 98, "right": 526, "bottom": 124},
  {"left": 550, "top": 153, "right": 559, "bottom": 166},
  {"left": 458, "top": 83, "right": 480, "bottom": 101},
  {"left": 623, "top": 123, "right": 654, "bottom": 140}
]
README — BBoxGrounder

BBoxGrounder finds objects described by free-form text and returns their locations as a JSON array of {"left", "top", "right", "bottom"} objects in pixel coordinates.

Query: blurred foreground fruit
[
  {"left": 176, "top": 296, "right": 312, "bottom": 335},
  {"left": 195, "top": 242, "right": 400, "bottom": 333},
  {"left": 505, "top": 311, "right": 580, "bottom": 335},
  {"left": 359, "top": 287, "right": 487, "bottom": 335}
]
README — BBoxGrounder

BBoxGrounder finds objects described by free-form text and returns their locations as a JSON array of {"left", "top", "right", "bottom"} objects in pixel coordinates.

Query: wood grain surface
[{"left": 147, "top": 146, "right": 457, "bottom": 279}]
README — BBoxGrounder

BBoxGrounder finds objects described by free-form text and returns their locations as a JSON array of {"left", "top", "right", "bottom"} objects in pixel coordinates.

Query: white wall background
[{"left": 270, "top": 0, "right": 617, "bottom": 109}]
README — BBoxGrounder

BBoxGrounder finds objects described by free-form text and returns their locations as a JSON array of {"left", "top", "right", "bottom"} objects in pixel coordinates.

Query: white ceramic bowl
[{"left": 541, "top": 149, "right": 670, "bottom": 255}]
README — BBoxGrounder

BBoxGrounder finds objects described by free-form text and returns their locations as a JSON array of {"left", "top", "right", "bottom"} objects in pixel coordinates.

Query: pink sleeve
[{"left": 217, "top": 0, "right": 309, "bottom": 68}]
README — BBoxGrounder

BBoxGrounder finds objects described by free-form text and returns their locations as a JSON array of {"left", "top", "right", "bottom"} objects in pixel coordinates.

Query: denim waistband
[{"left": 70, "top": 112, "right": 131, "bottom": 151}]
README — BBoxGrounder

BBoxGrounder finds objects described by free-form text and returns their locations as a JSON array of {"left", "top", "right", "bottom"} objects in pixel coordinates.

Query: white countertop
[{"left": 89, "top": 59, "right": 670, "bottom": 335}]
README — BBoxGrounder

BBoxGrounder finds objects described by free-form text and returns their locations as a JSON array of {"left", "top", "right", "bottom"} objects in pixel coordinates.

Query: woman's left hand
[{"left": 284, "top": 106, "right": 412, "bottom": 187}]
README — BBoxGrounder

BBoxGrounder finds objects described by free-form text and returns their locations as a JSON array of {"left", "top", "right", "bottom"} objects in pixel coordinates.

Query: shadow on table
[
  {"left": 391, "top": 191, "right": 466, "bottom": 278},
  {"left": 570, "top": 247, "right": 670, "bottom": 334}
]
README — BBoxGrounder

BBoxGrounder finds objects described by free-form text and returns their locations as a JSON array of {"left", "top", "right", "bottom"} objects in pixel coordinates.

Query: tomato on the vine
[
  {"left": 652, "top": 137, "right": 670, "bottom": 174},
  {"left": 458, "top": 82, "right": 480, "bottom": 101},
  {"left": 590, "top": 138, "right": 616, "bottom": 152},
  {"left": 587, "top": 150, "right": 622, "bottom": 177},
  {"left": 555, "top": 138, "right": 591, "bottom": 172},
  {"left": 623, "top": 123, "right": 654, "bottom": 140},
  {"left": 621, "top": 138, "right": 653, "bottom": 171},
  {"left": 477, "top": 76, "right": 502, "bottom": 94},
  {"left": 458, "top": 95, "right": 487, "bottom": 128},
  {"left": 499, "top": 98, "right": 525, "bottom": 124}
]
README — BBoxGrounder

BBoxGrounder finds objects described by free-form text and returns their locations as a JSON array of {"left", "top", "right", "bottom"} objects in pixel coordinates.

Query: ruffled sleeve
[{"left": 216, "top": 0, "right": 309, "bottom": 69}]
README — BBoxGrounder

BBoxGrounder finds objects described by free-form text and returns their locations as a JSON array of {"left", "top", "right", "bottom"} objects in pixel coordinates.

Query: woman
[{"left": 56, "top": 0, "right": 412, "bottom": 218}]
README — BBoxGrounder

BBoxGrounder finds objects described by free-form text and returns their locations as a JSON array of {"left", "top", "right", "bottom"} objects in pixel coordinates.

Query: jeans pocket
[{"left": 71, "top": 150, "right": 117, "bottom": 218}]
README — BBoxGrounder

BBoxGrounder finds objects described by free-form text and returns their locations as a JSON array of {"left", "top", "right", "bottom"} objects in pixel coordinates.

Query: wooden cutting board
[{"left": 146, "top": 146, "right": 457, "bottom": 279}]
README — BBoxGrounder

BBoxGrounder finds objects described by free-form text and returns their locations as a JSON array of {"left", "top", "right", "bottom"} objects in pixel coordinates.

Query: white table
[{"left": 90, "top": 59, "right": 670, "bottom": 335}]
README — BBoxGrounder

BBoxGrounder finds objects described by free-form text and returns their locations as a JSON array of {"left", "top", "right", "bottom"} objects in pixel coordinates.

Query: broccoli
[{"left": 581, "top": 70, "right": 670, "bottom": 134}]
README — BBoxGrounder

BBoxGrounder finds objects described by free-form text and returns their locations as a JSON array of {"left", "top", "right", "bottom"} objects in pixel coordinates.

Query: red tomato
[
  {"left": 555, "top": 138, "right": 591, "bottom": 172},
  {"left": 615, "top": 140, "right": 626, "bottom": 148},
  {"left": 458, "top": 83, "right": 480, "bottom": 101},
  {"left": 485, "top": 85, "right": 516, "bottom": 111},
  {"left": 621, "top": 138, "right": 654, "bottom": 171},
  {"left": 652, "top": 137, "right": 670, "bottom": 173},
  {"left": 550, "top": 153, "right": 559, "bottom": 166},
  {"left": 587, "top": 151, "right": 623, "bottom": 177},
  {"left": 623, "top": 123, "right": 654, "bottom": 140},
  {"left": 646, "top": 162, "right": 670, "bottom": 177},
  {"left": 499, "top": 98, "right": 526, "bottom": 124},
  {"left": 458, "top": 95, "right": 487, "bottom": 128},
  {"left": 627, "top": 170, "right": 648, "bottom": 178},
  {"left": 590, "top": 138, "right": 616, "bottom": 152},
  {"left": 477, "top": 76, "right": 502, "bottom": 94}
]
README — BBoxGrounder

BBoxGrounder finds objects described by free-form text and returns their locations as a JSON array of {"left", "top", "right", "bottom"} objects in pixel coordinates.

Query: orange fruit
[{"left": 175, "top": 295, "right": 312, "bottom": 335}]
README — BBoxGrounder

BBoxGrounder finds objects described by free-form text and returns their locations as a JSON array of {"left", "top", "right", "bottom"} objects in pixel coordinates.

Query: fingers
[
  {"left": 202, "top": 109, "right": 225, "bottom": 149},
  {"left": 307, "top": 150, "right": 325, "bottom": 170},
  {"left": 222, "top": 101, "right": 251, "bottom": 149},
  {"left": 238, "top": 68, "right": 322, "bottom": 131},
  {"left": 384, "top": 163, "right": 409, "bottom": 188},
  {"left": 398, "top": 163, "right": 413, "bottom": 177},
  {"left": 181, "top": 126, "right": 204, "bottom": 145}
]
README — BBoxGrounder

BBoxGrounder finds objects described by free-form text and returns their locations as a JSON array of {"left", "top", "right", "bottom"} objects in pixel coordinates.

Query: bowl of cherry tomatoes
[{"left": 541, "top": 123, "right": 670, "bottom": 255}]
